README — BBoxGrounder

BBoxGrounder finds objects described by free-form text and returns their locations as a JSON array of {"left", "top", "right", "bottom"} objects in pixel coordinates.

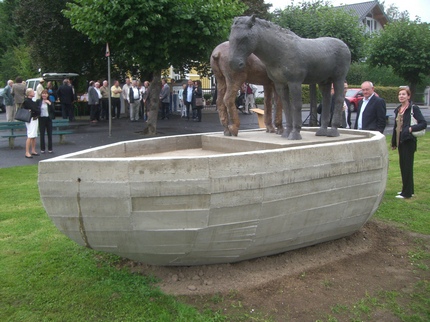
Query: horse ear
[{"left": 249, "top": 15, "right": 256, "bottom": 26}]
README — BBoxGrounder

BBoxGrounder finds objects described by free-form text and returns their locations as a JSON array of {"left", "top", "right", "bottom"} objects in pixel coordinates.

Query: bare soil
[{"left": 121, "top": 220, "right": 430, "bottom": 321}]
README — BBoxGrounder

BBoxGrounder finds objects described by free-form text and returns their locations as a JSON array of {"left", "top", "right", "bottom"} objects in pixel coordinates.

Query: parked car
[
  {"left": 26, "top": 73, "right": 79, "bottom": 115},
  {"left": 345, "top": 88, "right": 363, "bottom": 112},
  {"left": 0, "top": 87, "right": 5, "bottom": 113}
]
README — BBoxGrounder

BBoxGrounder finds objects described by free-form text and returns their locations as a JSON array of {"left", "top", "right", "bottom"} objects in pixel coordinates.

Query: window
[{"left": 364, "top": 17, "right": 377, "bottom": 33}]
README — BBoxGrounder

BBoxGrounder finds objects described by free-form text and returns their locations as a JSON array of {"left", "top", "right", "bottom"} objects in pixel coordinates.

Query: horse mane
[{"left": 254, "top": 16, "right": 299, "bottom": 38}]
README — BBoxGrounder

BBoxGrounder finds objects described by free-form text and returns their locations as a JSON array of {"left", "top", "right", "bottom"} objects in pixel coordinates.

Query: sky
[{"left": 268, "top": 0, "right": 430, "bottom": 23}]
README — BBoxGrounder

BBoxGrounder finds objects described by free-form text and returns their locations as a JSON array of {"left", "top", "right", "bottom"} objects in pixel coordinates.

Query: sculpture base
[{"left": 38, "top": 128, "right": 388, "bottom": 266}]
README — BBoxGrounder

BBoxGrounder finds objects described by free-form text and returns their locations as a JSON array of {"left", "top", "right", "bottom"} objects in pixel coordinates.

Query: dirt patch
[{"left": 121, "top": 220, "right": 430, "bottom": 321}]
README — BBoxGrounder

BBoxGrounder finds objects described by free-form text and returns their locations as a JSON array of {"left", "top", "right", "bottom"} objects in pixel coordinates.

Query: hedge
[{"left": 254, "top": 84, "right": 406, "bottom": 105}]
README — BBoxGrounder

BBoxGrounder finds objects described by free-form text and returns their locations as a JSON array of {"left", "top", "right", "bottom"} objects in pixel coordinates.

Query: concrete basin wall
[{"left": 38, "top": 129, "right": 388, "bottom": 265}]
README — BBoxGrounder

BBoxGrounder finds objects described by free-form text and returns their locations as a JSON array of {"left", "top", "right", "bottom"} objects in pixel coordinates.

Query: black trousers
[
  {"left": 161, "top": 102, "right": 169, "bottom": 119},
  {"left": 90, "top": 104, "right": 100, "bottom": 121},
  {"left": 39, "top": 117, "right": 53, "bottom": 151},
  {"left": 61, "top": 103, "right": 74, "bottom": 121},
  {"left": 398, "top": 139, "right": 416, "bottom": 198},
  {"left": 185, "top": 101, "right": 193, "bottom": 119},
  {"left": 111, "top": 97, "right": 120, "bottom": 118},
  {"left": 100, "top": 98, "right": 109, "bottom": 119},
  {"left": 196, "top": 106, "right": 202, "bottom": 121}
]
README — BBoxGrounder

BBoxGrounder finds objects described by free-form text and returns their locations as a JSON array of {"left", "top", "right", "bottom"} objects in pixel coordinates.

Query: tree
[
  {"left": 242, "top": 0, "right": 272, "bottom": 20},
  {"left": 13, "top": 0, "right": 107, "bottom": 84},
  {"left": 272, "top": 0, "right": 365, "bottom": 62},
  {"left": 368, "top": 20, "right": 430, "bottom": 95},
  {"left": 64, "top": 0, "right": 244, "bottom": 135}
]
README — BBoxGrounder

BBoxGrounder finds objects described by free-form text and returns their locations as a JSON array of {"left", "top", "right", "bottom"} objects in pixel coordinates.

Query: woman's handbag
[
  {"left": 15, "top": 108, "right": 32, "bottom": 123},
  {"left": 195, "top": 97, "right": 204, "bottom": 106},
  {"left": 410, "top": 108, "right": 426, "bottom": 137}
]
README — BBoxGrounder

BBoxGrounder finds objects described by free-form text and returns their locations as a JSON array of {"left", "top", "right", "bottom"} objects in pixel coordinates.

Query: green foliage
[
  {"left": 64, "top": 0, "right": 244, "bottom": 74},
  {"left": 374, "top": 133, "right": 430, "bottom": 234},
  {"left": 368, "top": 20, "right": 430, "bottom": 94},
  {"left": 13, "top": 0, "right": 108, "bottom": 83},
  {"left": 272, "top": 0, "right": 366, "bottom": 62},
  {"left": 241, "top": 0, "right": 272, "bottom": 20},
  {"left": 0, "top": 0, "right": 22, "bottom": 57},
  {"left": 373, "top": 86, "right": 403, "bottom": 103},
  {"left": 347, "top": 62, "right": 405, "bottom": 87},
  {"left": 0, "top": 44, "right": 37, "bottom": 85}
]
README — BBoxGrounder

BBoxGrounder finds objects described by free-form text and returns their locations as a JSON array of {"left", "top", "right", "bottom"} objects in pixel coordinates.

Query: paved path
[{"left": 1, "top": 106, "right": 429, "bottom": 168}]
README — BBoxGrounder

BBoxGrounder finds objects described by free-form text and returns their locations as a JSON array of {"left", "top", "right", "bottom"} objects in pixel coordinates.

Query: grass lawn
[{"left": 1, "top": 133, "right": 429, "bottom": 321}]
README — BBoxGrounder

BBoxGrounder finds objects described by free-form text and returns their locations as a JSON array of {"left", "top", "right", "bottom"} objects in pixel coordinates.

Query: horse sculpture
[
  {"left": 211, "top": 41, "right": 283, "bottom": 136},
  {"left": 229, "top": 15, "right": 351, "bottom": 140}
]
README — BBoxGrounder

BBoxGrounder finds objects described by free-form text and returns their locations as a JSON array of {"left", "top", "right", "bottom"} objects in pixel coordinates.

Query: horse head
[{"left": 228, "top": 15, "right": 258, "bottom": 72}]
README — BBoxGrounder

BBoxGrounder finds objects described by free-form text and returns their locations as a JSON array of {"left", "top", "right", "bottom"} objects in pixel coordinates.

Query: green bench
[
  {"left": 0, "top": 121, "right": 27, "bottom": 149},
  {"left": 0, "top": 119, "right": 73, "bottom": 149},
  {"left": 52, "top": 119, "right": 73, "bottom": 144}
]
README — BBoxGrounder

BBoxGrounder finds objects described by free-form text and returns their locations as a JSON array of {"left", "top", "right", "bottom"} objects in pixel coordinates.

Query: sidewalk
[{"left": 1, "top": 105, "right": 429, "bottom": 169}]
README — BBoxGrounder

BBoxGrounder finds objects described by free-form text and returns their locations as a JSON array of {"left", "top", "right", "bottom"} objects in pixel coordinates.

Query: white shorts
[{"left": 26, "top": 118, "right": 39, "bottom": 138}]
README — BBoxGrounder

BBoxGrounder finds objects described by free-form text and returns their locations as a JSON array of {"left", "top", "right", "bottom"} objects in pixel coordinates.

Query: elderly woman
[
  {"left": 22, "top": 88, "right": 41, "bottom": 158},
  {"left": 391, "top": 87, "right": 427, "bottom": 199}
]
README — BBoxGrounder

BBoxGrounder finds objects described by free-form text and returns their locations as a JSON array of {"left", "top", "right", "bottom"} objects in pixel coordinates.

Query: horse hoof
[
  {"left": 266, "top": 125, "right": 276, "bottom": 133},
  {"left": 228, "top": 125, "right": 239, "bottom": 136},
  {"left": 315, "top": 128, "right": 328, "bottom": 136},
  {"left": 327, "top": 128, "right": 340, "bottom": 137},
  {"left": 276, "top": 128, "right": 284, "bottom": 135},
  {"left": 223, "top": 129, "right": 232, "bottom": 136},
  {"left": 281, "top": 131, "right": 290, "bottom": 138},
  {"left": 288, "top": 132, "right": 302, "bottom": 140}
]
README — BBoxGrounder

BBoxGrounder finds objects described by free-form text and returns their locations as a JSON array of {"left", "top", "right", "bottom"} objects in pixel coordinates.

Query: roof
[{"left": 335, "top": 1, "right": 388, "bottom": 26}]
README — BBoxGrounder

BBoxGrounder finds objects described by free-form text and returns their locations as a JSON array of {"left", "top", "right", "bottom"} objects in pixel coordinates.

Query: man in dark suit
[
  {"left": 57, "top": 79, "right": 75, "bottom": 121},
  {"left": 354, "top": 81, "right": 386, "bottom": 133}
]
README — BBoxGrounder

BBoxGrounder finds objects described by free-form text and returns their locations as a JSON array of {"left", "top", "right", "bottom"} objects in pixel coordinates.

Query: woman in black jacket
[
  {"left": 22, "top": 88, "right": 41, "bottom": 158},
  {"left": 37, "top": 89, "right": 55, "bottom": 153},
  {"left": 391, "top": 87, "right": 427, "bottom": 199}
]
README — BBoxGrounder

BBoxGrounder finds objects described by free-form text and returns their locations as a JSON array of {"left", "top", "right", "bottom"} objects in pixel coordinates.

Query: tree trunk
[
  {"left": 309, "top": 83, "right": 318, "bottom": 127},
  {"left": 409, "top": 82, "right": 417, "bottom": 102},
  {"left": 143, "top": 71, "right": 162, "bottom": 135}
]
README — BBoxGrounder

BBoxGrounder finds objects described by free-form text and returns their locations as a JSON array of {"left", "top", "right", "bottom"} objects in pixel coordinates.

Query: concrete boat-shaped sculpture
[{"left": 38, "top": 129, "right": 388, "bottom": 266}]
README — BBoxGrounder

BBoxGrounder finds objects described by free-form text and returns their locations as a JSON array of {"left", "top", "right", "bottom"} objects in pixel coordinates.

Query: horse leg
[
  {"left": 327, "top": 80, "right": 342, "bottom": 137},
  {"left": 225, "top": 79, "right": 241, "bottom": 136},
  {"left": 215, "top": 78, "right": 231, "bottom": 136},
  {"left": 286, "top": 83, "right": 302, "bottom": 140},
  {"left": 315, "top": 82, "right": 331, "bottom": 136},
  {"left": 263, "top": 85, "right": 275, "bottom": 133},
  {"left": 274, "top": 84, "right": 291, "bottom": 138},
  {"left": 274, "top": 89, "right": 284, "bottom": 135}
]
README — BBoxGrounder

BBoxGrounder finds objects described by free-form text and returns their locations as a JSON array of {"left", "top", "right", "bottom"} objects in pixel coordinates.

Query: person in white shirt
[
  {"left": 128, "top": 80, "right": 141, "bottom": 121},
  {"left": 354, "top": 81, "right": 386, "bottom": 133}
]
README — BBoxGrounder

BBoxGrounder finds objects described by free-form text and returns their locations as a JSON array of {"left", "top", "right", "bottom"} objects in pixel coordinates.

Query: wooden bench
[
  {"left": 0, "top": 119, "right": 73, "bottom": 148},
  {"left": 52, "top": 119, "right": 73, "bottom": 144},
  {"left": 250, "top": 108, "right": 265, "bottom": 128},
  {"left": 0, "top": 121, "right": 27, "bottom": 149}
]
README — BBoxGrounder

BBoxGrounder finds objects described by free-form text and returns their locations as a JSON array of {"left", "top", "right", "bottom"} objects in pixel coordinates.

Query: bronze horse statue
[
  {"left": 211, "top": 41, "right": 283, "bottom": 136},
  {"left": 229, "top": 16, "right": 351, "bottom": 140}
]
